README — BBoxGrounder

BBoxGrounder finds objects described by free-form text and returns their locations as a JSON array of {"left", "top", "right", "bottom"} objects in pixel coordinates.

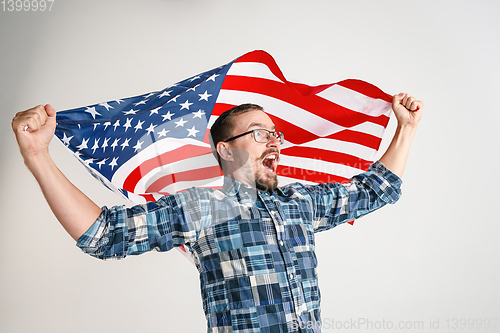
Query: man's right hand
[
  {"left": 11, "top": 104, "right": 102, "bottom": 241},
  {"left": 11, "top": 104, "right": 57, "bottom": 164}
]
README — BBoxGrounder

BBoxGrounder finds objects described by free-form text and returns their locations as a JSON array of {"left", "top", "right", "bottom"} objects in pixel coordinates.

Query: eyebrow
[{"left": 246, "top": 122, "right": 276, "bottom": 131}]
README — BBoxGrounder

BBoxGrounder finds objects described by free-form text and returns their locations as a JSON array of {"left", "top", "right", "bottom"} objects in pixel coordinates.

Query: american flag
[{"left": 55, "top": 50, "right": 393, "bottom": 235}]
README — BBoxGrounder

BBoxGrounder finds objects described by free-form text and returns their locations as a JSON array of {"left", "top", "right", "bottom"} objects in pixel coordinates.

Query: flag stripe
[
  {"left": 135, "top": 153, "right": 220, "bottom": 194},
  {"left": 276, "top": 165, "right": 349, "bottom": 184},
  {"left": 280, "top": 146, "right": 372, "bottom": 169},
  {"left": 221, "top": 75, "right": 391, "bottom": 127},
  {"left": 145, "top": 165, "right": 222, "bottom": 193},
  {"left": 122, "top": 144, "right": 212, "bottom": 192}
]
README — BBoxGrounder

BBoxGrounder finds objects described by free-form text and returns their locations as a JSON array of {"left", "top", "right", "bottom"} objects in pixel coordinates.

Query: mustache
[{"left": 258, "top": 148, "right": 280, "bottom": 161}]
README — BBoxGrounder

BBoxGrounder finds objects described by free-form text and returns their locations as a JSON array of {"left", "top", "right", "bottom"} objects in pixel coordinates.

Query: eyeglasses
[{"left": 224, "top": 129, "right": 284, "bottom": 145}]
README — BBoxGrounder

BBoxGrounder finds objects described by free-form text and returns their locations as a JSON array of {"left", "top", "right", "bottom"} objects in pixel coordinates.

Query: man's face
[{"left": 224, "top": 110, "right": 281, "bottom": 191}]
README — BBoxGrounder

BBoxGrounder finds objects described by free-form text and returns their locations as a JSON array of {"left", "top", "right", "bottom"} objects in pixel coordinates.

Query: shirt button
[
  {"left": 279, "top": 240, "right": 284, "bottom": 246},
  {"left": 289, "top": 273, "right": 294, "bottom": 279}
]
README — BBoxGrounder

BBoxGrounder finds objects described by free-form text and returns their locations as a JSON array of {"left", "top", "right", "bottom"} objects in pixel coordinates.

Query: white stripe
[
  {"left": 226, "top": 62, "right": 283, "bottom": 83},
  {"left": 216, "top": 90, "right": 345, "bottom": 137},
  {"left": 134, "top": 153, "right": 219, "bottom": 193},
  {"left": 159, "top": 176, "right": 223, "bottom": 194},
  {"left": 277, "top": 175, "right": 317, "bottom": 186},
  {"left": 210, "top": 110, "right": 386, "bottom": 139},
  {"left": 279, "top": 155, "right": 366, "bottom": 180},
  {"left": 291, "top": 138, "right": 377, "bottom": 162},
  {"left": 208, "top": 115, "right": 219, "bottom": 129},
  {"left": 349, "top": 122, "right": 386, "bottom": 138},
  {"left": 112, "top": 137, "right": 210, "bottom": 187},
  {"left": 317, "top": 84, "right": 392, "bottom": 117}
]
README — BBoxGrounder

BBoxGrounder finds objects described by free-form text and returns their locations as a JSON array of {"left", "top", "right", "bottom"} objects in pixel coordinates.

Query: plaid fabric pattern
[{"left": 77, "top": 161, "right": 402, "bottom": 332}]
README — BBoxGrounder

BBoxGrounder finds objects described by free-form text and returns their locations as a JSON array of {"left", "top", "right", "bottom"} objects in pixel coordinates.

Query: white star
[
  {"left": 96, "top": 158, "right": 108, "bottom": 169},
  {"left": 133, "top": 140, "right": 144, "bottom": 152},
  {"left": 103, "top": 121, "right": 112, "bottom": 130},
  {"left": 61, "top": 132, "right": 73, "bottom": 145},
  {"left": 134, "top": 120, "right": 145, "bottom": 132},
  {"left": 115, "top": 99, "right": 124, "bottom": 104},
  {"left": 101, "top": 137, "right": 110, "bottom": 152},
  {"left": 189, "top": 75, "right": 201, "bottom": 82},
  {"left": 187, "top": 126, "right": 200, "bottom": 137},
  {"left": 134, "top": 99, "right": 148, "bottom": 106},
  {"left": 207, "top": 73, "right": 220, "bottom": 82},
  {"left": 76, "top": 138, "right": 89, "bottom": 150},
  {"left": 158, "top": 90, "right": 172, "bottom": 98},
  {"left": 198, "top": 90, "right": 212, "bottom": 101},
  {"left": 124, "top": 109, "right": 138, "bottom": 115},
  {"left": 192, "top": 109, "right": 206, "bottom": 119},
  {"left": 144, "top": 93, "right": 155, "bottom": 99},
  {"left": 149, "top": 106, "right": 162, "bottom": 116},
  {"left": 113, "top": 120, "right": 121, "bottom": 131},
  {"left": 146, "top": 123, "right": 157, "bottom": 135},
  {"left": 162, "top": 111, "right": 174, "bottom": 121},
  {"left": 157, "top": 128, "right": 169, "bottom": 138},
  {"left": 180, "top": 100, "right": 193, "bottom": 110},
  {"left": 175, "top": 118, "right": 187, "bottom": 127},
  {"left": 91, "top": 138, "right": 100, "bottom": 153},
  {"left": 99, "top": 102, "right": 113, "bottom": 111},
  {"left": 93, "top": 123, "right": 100, "bottom": 131},
  {"left": 83, "top": 158, "right": 94, "bottom": 167},
  {"left": 109, "top": 157, "right": 119, "bottom": 170},
  {"left": 167, "top": 95, "right": 179, "bottom": 103},
  {"left": 121, "top": 138, "right": 131, "bottom": 150},
  {"left": 111, "top": 138, "right": 120, "bottom": 151},
  {"left": 124, "top": 118, "right": 133, "bottom": 132},
  {"left": 187, "top": 84, "right": 198, "bottom": 92},
  {"left": 84, "top": 107, "right": 101, "bottom": 119}
]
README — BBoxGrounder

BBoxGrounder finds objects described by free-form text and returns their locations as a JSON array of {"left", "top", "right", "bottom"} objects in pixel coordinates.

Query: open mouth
[{"left": 262, "top": 153, "right": 279, "bottom": 173}]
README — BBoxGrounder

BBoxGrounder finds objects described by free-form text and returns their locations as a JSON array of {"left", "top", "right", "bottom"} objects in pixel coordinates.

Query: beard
[
  {"left": 255, "top": 172, "right": 278, "bottom": 192},
  {"left": 254, "top": 149, "right": 279, "bottom": 192}
]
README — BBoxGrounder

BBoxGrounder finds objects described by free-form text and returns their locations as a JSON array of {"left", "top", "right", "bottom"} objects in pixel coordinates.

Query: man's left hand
[{"left": 392, "top": 93, "right": 423, "bottom": 128}]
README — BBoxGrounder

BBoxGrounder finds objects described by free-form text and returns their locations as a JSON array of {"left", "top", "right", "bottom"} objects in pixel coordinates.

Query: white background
[{"left": 1, "top": 1, "right": 499, "bottom": 332}]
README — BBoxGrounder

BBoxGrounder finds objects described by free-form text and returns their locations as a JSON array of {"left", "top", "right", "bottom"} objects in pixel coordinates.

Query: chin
[{"left": 255, "top": 174, "right": 278, "bottom": 192}]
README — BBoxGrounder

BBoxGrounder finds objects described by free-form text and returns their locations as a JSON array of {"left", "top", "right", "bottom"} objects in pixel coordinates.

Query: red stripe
[
  {"left": 325, "top": 130, "right": 383, "bottom": 150},
  {"left": 337, "top": 79, "right": 392, "bottom": 103},
  {"left": 221, "top": 76, "right": 390, "bottom": 128},
  {"left": 233, "top": 51, "right": 391, "bottom": 102},
  {"left": 280, "top": 146, "right": 372, "bottom": 169},
  {"left": 233, "top": 51, "right": 335, "bottom": 96},
  {"left": 140, "top": 194, "right": 156, "bottom": 202},
  {"left": 123, "top": 145, "right": 212, "bottom": 192},
  {"left": 210, "top": 105, "right": 384, "bottom": 152},
  {"left": 146, "top": 165, "right": 223, "bottom": 193},
  {"left": 277, "top": 165, "right": 349, "bottom": 184}
]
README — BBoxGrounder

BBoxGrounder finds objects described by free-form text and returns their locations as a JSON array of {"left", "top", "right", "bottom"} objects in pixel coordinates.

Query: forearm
[
  {"left": 25, "top": 152, "right": 102, "bottom": 241},
  {"left": 378, "top": 124, "right": 417, "bottom": 178}
]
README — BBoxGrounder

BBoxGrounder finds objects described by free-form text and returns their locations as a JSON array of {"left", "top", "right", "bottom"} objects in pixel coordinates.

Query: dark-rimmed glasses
[{"left": 224, "top": 129, "right": 284, "bottom": 145}]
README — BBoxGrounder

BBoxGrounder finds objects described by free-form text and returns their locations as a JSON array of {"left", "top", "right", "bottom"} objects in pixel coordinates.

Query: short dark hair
[{"left": 210, "top": 103, "right": 264, "bottom": 167}]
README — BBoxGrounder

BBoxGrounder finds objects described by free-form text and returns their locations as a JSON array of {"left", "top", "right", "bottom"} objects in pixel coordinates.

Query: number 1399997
[{"left": 2, "top": 0, "right": 55, "bottom": 11}]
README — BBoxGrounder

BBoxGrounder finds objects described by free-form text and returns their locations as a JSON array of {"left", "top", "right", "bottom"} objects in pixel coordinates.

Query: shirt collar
[{"left": 222, "top": 177, "right": 256, "bottom": 197}]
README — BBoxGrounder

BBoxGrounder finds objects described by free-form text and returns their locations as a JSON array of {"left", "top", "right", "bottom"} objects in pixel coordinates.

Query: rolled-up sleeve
[
  {"left": 76, "top": 192, "right": 199, "bottom": 260},
  {"left": 309, "top": 161, "right": 402, "bottom": 232}
]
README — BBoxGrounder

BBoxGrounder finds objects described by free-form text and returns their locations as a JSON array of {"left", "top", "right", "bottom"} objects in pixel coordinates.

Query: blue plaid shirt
[{"left": 77, "top": 161, "right": 402, "bottom": 333}]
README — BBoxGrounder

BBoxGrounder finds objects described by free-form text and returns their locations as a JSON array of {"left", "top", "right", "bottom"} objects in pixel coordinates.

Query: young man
[{"left": 12, "top": 93, "right": 422, "bottom": 332}]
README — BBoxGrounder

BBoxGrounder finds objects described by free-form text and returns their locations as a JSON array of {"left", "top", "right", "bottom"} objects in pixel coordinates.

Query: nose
[{"left": 267, "top": 133, "right": 280, "bottom": 148}]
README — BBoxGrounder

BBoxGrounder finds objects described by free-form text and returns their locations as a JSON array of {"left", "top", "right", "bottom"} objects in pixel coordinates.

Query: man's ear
[{"left": 217, "top": 142, "right": 233, "bottom": 162}]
